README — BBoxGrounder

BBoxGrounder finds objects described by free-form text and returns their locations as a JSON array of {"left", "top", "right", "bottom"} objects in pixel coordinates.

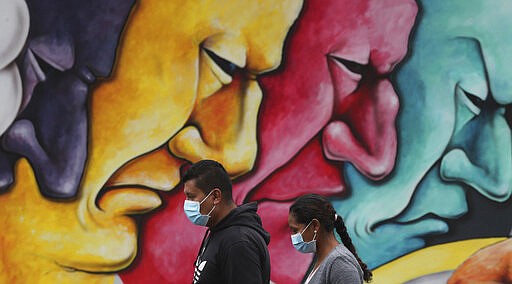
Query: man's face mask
[
  {"left": 183, "top": 190, "right": 216, "bottom": 226},
  {"left": 291, "top": 220, "right": 317, "bottom": 253}
]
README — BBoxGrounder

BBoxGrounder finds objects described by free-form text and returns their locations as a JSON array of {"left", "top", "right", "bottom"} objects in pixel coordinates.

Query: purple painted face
[{"left": 0, "top": 0, "right": 135, "bottom": 198}]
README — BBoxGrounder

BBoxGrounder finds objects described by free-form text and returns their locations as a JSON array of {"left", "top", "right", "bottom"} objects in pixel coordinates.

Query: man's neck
[{"left": 208, "top": 201, "right": 237, "bottom": 228}]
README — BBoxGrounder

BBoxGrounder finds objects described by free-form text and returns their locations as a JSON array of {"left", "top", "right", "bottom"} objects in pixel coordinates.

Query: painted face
[
  {"left": 333, "top": 0, "right": 512, "bottom": 269},
  {"left": 117, "top": 1, "right": 303, "bottom": 282},
  {"left": 0, "top": 0, "right": 136, "bottom": 198},
  {"left": 0, "top": 0, "right": 136, "bottom": 281},
  {"left": 0, "top": 0, "right": 28, "bottom": 136},
  {"left": 236, "top": 0, "right": 415, "bottom": 282},
  {"left": 233, "top": 0, "right": 417, "bottom": 204},
  {"left": 0, "top": 0, "right": 303, "bottom": 283}
]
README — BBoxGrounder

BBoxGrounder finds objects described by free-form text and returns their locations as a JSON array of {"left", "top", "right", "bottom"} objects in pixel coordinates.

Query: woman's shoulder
[
  {"left": 328, "top": 245, "right": 361, "bottom": 270},
  {"left": 331, "top": 244, "right": 354, "bottom": 258},
  {"left": 326, "top": 246, "right": 364, "bottom": 283}
]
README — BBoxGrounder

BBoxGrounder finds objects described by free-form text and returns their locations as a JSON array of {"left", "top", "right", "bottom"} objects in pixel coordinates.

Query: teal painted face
[{"left": 332, "top": 0, "right": 512, "bottom": 268}]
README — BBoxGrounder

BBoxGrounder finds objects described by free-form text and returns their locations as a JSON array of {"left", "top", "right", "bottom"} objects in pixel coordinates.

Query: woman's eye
[
  {"left": 330, "top": 56, "right": 367, "bottom": 76},
  {"left": 204, "top": 48, "right": 238, "bottom": 77}
]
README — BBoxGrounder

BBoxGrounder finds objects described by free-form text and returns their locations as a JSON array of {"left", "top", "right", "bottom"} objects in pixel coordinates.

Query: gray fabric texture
[{"left": 306, "top": 244, "right": 363, "bottom": 284}]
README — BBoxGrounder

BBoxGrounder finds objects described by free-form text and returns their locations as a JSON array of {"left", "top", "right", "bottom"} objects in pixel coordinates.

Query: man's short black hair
[{"left": 182, "top": 160, "right": 233, "bottom": 201}]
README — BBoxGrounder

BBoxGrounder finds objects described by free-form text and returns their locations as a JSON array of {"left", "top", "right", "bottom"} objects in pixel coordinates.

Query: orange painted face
[{"left": 0, "top": 0, "right": 303, "bottom": 282}]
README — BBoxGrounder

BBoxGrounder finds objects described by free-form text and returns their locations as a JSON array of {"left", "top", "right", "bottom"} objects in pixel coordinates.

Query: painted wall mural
[{"left": 0, "top": 0, "right": 510, "bottom": 283}]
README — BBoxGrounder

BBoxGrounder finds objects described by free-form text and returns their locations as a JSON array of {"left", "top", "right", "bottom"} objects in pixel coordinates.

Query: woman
[{"left": 289, "top": 194, "right": 372, "bottom": 283}]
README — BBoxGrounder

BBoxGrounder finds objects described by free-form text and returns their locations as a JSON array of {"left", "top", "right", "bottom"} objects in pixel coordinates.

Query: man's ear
[{"left": 212, "top": 188, "right": 222, "bottom": 205}]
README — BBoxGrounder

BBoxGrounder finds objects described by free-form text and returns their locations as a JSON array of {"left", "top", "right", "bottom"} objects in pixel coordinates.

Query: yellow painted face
[{"left": 0, "top": 0, "right": 303, "bottom": 282}]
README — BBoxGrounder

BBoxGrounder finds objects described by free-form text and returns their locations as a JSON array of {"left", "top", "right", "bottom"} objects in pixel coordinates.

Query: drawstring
[{"left": 196, "top": 229, "right": 211, "bottom": 263}]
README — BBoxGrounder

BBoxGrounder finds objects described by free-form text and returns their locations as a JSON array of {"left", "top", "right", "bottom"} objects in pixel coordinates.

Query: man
[{"left": 183, "top": 160, "right": 270, "bottom": 284}]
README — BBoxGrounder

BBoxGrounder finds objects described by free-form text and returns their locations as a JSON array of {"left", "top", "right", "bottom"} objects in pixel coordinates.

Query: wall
[{"left": 0, "top": 0, "right": 510, "bottom": 283}]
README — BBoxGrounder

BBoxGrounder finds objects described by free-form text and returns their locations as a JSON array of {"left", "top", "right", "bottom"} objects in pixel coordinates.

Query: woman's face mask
[
  {"left": 183, "top": 190, "right": 216, "bottom": 226},
  {"left": 291, "top": 220, "right": 317, "bottom": 253}
]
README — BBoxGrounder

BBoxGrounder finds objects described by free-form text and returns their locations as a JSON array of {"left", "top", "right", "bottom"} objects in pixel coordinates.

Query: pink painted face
[
  {"left": 233, "top": 0, "right": 416, "bottom": 203},
  {"left": 120, "top": 0, "right": 416, "bottom": 283},
  {"left": 242, "top": 0, "right": 417, "bottom": 282}
]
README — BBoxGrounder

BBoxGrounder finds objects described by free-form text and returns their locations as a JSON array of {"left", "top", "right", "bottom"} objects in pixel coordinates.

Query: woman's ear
[{"left": 311, "top": 218, "right": 321, "bottom": 233}]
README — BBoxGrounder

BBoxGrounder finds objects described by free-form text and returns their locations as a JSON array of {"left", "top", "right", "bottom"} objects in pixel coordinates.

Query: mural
[{"left": 0, "top": 0, "right": 510, "bottom": 283}]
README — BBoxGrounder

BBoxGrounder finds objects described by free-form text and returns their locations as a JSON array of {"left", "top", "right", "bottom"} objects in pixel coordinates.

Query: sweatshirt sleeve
[{"left": 223, "top": 241, "right": 264, "bottom": 284}]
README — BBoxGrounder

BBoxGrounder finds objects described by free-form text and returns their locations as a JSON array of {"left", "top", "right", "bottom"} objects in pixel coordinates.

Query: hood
[{"left": 212, "top": 202, "right": 270, "bottom": 244}]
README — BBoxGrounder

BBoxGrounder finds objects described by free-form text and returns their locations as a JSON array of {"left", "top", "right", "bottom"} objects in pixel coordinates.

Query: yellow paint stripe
[{"left": 372, "top": 237, "right": 506, "bottom": 283}]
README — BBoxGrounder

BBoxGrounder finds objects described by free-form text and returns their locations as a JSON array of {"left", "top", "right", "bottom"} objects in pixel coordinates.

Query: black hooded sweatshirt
[{"left": 192, "top": 202, "right": 271, "bottom": 284}]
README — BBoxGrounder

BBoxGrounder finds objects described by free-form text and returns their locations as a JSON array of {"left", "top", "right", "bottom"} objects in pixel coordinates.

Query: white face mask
[
  {"left": 291, "top": 220, "right": 317, "bottom": 253},
  {"left": 183, "top": 190, "right": 216, "bottom": 226}
]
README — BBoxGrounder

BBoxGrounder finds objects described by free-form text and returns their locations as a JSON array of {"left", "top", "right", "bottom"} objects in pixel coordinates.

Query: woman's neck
[{"left": 315, "top": 232, "right": 340, "bottom": 267}]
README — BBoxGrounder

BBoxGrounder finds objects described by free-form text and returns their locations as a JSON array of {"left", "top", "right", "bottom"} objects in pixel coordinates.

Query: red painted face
[
  {"left": 233, "top": 0, "right": 416, "bottom": 204},
  {"left": 120, "top": 0, "right": 417, "bottom": 283},
  {"left": 241, "top": 0, "right": 417, "bottom": 282}
]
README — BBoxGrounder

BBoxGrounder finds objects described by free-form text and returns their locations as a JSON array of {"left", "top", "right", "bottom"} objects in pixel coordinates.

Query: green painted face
[{"left": 332, "top": 0, "right": 512, "bottom": 268}]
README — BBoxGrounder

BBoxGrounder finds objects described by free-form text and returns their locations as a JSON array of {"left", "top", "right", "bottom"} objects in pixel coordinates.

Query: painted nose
[
  {"left": 441, "top": 109, "right": 512, "bottom": 201},
  {"left": 323, "top": 79, "right": 399, "bottom": 180},
  {"left": 169, "top": 76, "right": 262, "bottom": 178}
]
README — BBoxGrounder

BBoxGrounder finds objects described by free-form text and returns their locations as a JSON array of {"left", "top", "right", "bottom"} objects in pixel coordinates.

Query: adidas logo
[{"left": 193, "top": 259, "right": 207, "bottom": 283}]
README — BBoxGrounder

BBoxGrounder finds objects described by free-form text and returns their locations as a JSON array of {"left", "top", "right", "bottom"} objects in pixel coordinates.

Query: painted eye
[
  {"left": 33, "top": 53, "right": 55, "bottom": 77},
  {"left": 505, "top": 105, "right": 512, "bottom": 128},
  {"left": 463, "top": 88, "right": 485, "bottom": 110},
  {"left": 456, "top": 85, "right": 486, "bottom": 115},
  {"left": 330, "top": 56, "right": 367, "bottom": 76},
  {"left": 203, "top": 48, "right": 239, "bottom": 77}
]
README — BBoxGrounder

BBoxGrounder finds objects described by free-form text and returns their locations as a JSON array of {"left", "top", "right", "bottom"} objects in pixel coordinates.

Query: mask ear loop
[
  {"left": 301, "top": 220, "right": 313, "bottom": 234},
  {"left": 206, "top": 204, "right": 216, "bottom": 217},
  {"left": 199, "top": 190, "right": 215, "bottom": 204},
  {"left": 301, "top": 219, "right": 318, "bottom": 242},
  {"left": 201, "top": 190, "right": 216, "bottom": 217},
  {"left": 300, "top": 220, "right": 316, "bottom": 241}
]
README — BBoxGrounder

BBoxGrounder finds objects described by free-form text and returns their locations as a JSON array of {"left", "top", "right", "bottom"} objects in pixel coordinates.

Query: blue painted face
[
  {"left": 0, "top": 0, "right": 135, "bottom": 198},
  {"left": 331, "top": 0, "right": 512, "bottom": 268}
]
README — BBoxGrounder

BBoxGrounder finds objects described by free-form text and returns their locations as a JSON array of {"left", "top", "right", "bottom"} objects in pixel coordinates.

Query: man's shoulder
[
  {"left": 212, "top": 225, "right": 264, "bottom": 248},
  {"left": 215, "top": 224, "right": 258, "bottom": 239}
]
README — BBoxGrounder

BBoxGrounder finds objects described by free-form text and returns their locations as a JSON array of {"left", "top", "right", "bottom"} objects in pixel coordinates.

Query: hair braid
[{"left": 334, "top": 216, "right": 372, "bottom": 282}]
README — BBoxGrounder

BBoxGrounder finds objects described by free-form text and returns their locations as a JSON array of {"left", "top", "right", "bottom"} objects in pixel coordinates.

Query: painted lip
[
  {"left": 382, "top": 216, "right": 450, "bottom": 237},
  {"left": 97, "top": 185, "right": 163, "bottom": 216},
  {"left": 94, "top": 147, "right": 189, "bottom": 216},
  {"left": 75, "top": 65, "right": 96, "bottom": 84}
]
